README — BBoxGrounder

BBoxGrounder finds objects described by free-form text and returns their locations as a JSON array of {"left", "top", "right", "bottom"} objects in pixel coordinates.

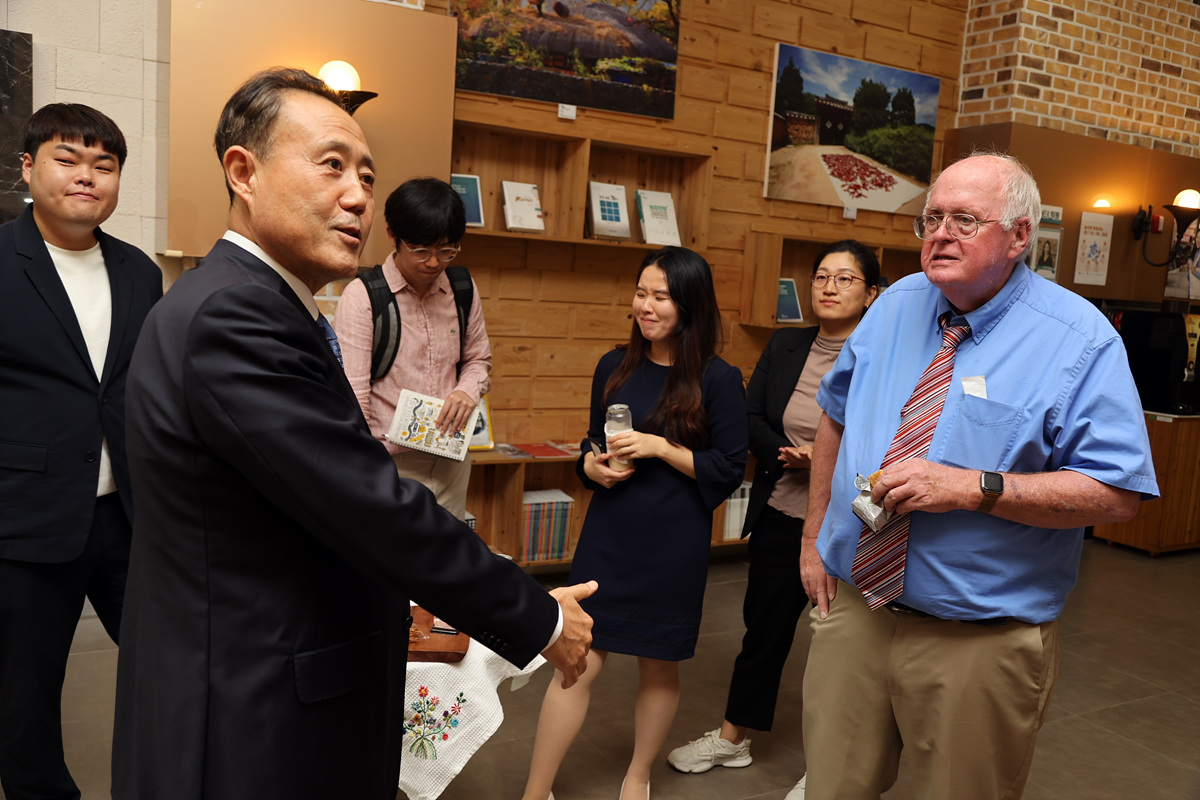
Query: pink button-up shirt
[{"left": 333, "top": 253, "right": 491, "bottom": 454}]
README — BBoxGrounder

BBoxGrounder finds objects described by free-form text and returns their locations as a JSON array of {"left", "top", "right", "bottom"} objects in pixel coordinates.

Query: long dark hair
[{"left": 603, "top": 247, "right": 723, "bottom": 449}]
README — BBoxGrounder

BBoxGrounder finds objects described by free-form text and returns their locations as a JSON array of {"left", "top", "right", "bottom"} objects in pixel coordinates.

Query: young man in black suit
[
  {"left": 112, "top": 68, "right": 596, "bottom": 800},
  {"left": 0, "top": 104, "right": 162, "bottom": 800}
]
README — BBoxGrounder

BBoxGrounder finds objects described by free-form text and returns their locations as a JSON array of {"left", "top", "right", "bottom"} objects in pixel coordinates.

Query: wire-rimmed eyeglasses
[
  {"left": 811, "top": 273, "right": 867, "bottom": 290},
  {"left": 402, "top": 241, "right": 461, "bottom": 263},
  {"left": 912, "top": 213, "right": 1003, "bottom": 240}
]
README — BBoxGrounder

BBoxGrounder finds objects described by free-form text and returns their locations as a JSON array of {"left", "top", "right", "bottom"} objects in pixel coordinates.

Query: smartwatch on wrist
[{"left": 979, "top": 471, "right": 1004, "bottom": 513}]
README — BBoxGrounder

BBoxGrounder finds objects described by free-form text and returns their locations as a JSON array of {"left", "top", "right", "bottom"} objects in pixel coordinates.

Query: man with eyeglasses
[
  {"left": 797, "top": 153, "right": 1156, "bottom": 800},
  {"left": 333, "top": 177, "right": 487, "bottom": 519}
]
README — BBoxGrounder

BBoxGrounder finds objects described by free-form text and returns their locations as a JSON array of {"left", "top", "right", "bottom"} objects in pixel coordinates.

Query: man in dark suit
[
  {"left": 0, "top": 104, "right": 162, "bottom": 800},
  {"left": 111, "top": 67, "right": 595, "bottom": 800}
]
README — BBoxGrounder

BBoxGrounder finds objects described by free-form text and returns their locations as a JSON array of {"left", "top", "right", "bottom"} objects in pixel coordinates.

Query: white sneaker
[
  {"left": 783, "top": 773, "right": 806, "bottom": 799},
  {"left": 666, "top": 729, "right": 753, "bottom": 773}
]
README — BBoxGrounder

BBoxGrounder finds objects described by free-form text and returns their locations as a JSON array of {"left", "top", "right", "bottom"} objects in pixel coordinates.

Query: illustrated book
[{"left": 386, "top": 389, "right": 480, "bottom": 461}]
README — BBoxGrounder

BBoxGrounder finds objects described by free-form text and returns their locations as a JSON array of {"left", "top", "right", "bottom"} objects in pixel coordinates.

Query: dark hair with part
[
  {"left": 213, "top": 67, "right": 342, "bottom": 201},
  {"left": 812, "top": 239, "right": 881, "bottom": 288},
  {"left": 603, "top": 246, "right": 724, "bottom": 450},
  {"left": 384, "top": 178, "right": 467, "bottom": 246},
  {"left": 22, "top": 103, "right": 127, "bottom": 168}
]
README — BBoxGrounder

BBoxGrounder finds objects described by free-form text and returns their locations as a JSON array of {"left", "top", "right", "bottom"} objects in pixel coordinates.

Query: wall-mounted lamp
[
  {"left": 1091, "top": 194, "right": 1113, "bottom": 209},
  {"left": 318, "top": 60, "right": 377, "bottom": 115},
  {"left": 1133, "top": 189, "right": 1200, "bottom": 268}
]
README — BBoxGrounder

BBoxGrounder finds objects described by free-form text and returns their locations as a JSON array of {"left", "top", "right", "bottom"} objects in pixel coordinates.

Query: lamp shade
[
  {"left": 318, "top": 60, "right": 361, "bottom": 91},
  {"left": 1165, "top": 188, "right": 1200, "bottom": 237}
]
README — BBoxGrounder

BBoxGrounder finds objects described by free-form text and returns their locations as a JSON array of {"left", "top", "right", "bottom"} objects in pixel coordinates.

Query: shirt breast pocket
[{"left": 939, "top": 394, "right": 1027, "bottom": 472}]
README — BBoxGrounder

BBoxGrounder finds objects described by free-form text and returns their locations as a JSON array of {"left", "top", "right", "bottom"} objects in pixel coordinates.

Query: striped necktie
[
  {"left": 851, "top": 314, "right": 971, "bottom": 609},
  {"left": 317, "top": 315, "right": 343, "bottom": 367}
]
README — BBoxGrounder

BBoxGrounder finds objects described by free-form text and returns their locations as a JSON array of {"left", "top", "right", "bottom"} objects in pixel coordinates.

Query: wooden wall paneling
[
  {"left": 532, "top": 378, "right": 593, "bottom": 409},
  {"left": 466, "top": 461, "right": 525, "bottom": 559},
  {"left": 782, "top": 238, "right": 828, "bottom": 324},
  {"left": 744, "top": 230, "right": 784, "bottom": 326},
  {"left": 539, "top": 269, "right": 619, "bottom": 304},
  {"left": 535, "top": 343, "right": 617, "bottom": 376},
  {"left": 588, "top": 146, "right": 645, "bottom": 243},
  {"left": 483, "top": 300, "right": 571, "bottom": 337},
  {"left": 571, "top": 305, "right": 635, "bottom": 340},
  {"left": 880, "top": 247, "right": 923, "bottom": 287}
]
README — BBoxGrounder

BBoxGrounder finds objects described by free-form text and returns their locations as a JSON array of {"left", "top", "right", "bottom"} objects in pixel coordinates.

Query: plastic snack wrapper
[{"left": 852, "top": 472, "right": 894, "bottom": 532}]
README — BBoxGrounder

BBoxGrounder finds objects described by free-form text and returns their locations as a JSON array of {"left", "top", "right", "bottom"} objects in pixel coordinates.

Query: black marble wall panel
[{"left": 0, "top": 30, "right": 33, "bottom": 225}]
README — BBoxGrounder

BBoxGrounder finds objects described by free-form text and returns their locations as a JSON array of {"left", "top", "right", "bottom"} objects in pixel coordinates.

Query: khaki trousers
[
  {"left": 391, "top": 449, "right": 472, "bottom": 521},
  {"left": 802, "top": 581, "right": 1058, "bottom": 800}
]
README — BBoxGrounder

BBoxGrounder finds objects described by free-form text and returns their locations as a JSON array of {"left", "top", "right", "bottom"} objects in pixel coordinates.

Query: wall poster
[
  {"left": 451, "top": 0, "right": 679, "bottom": 119},
  {"left": 1074, "top": 212, "right": 1113, "bottom": 287},
  {"left": 1027, "top": 228, "right": 1060, "bottom": 283},
  {"left": 764, "top": 43, "right": 940, "bottom": 214}
]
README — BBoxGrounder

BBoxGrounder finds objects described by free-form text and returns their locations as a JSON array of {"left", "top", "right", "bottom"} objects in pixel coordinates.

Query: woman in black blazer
[{"left": 668, "top": 240, "right": 881, "bottom": 797}]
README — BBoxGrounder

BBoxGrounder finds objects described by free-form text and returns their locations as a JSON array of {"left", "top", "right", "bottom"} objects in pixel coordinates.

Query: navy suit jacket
[
  {"left": 0, "top": 205, "right": 162, "bottom": 562},
  {"left": 743, "top": 326, "right": 820, "bottom": 536},
  {"left": 113, "top": 239, "right": 558, "bottom": 800}
]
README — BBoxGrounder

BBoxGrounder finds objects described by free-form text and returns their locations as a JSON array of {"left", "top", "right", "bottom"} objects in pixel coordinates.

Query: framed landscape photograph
[
  {"left": 451, "top": 0, "right": 679, "bottom": 119},
  {"left": 765, "top": 43, "right": 940, "bottom": 214}
]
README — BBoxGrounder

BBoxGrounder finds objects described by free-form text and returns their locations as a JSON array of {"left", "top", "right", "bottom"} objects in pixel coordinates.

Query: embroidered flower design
[{"left": 403, "top": 689, "right": 468, "bottom": 760}]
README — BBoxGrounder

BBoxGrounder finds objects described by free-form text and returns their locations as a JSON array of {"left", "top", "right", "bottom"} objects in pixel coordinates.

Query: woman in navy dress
[{"left": 521, "top": 247, "right": 748, "bottom": 800}]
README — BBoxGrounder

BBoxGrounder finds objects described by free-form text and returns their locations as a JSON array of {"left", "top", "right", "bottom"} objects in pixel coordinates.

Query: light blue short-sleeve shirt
[{"left": 816, "top": 265, "right": 1158, "bottom": 624}]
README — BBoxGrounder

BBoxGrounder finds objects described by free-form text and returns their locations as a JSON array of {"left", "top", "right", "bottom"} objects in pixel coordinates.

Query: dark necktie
[
  {"left": 851, "top": 314, "right": 971, "bottom": 609},
  {"left": 317, "top": 315, "right": 343, "bottom": 367}
]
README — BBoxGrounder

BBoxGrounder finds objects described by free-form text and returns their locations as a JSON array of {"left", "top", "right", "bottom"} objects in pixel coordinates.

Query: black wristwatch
[{"left": 979, "top": 471, "right": 1004, "bottom": 513}]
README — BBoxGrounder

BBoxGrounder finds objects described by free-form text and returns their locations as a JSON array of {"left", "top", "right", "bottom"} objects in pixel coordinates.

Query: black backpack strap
[
  {"left": 445, "top": 265, "right": 474, "bottom": 379},
  {"left": 355, "top": 265, "right": 400, "bottom": 384}
]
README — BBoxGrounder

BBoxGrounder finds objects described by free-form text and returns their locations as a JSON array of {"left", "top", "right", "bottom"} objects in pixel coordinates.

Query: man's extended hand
[
  {"left": 543, "top": 580, "right": 598, "bottom": 689},
  {"left": 800, "top": 536, "right": 837, "bottom": 619}
]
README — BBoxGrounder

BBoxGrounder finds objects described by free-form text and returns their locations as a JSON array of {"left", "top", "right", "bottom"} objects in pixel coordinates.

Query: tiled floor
[{"left": 15, "top": 539, "right": 1200, "bottom": 800}]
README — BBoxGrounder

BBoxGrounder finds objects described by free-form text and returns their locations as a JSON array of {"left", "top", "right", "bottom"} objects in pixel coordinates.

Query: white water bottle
[{"left": 604, "top": 404, "right": 634, "bottom": 470}]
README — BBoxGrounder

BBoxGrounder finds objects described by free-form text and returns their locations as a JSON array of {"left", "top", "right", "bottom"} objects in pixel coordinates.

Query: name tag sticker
[{"left": 962, "top": 375, "right": 988, "bottom": 399}]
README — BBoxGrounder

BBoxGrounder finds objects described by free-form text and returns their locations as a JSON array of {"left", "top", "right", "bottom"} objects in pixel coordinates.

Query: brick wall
[{"left": 959, "top": 0, "right": 1200, "bottom": 155}]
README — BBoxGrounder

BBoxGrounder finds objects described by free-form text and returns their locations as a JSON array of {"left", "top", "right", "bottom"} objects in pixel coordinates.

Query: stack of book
[
  {"left": 722, "top": 481, "right": 753, "bottom": 541},
  {"left": 523, "top": 489, "right": 575, "bottom": 561}
]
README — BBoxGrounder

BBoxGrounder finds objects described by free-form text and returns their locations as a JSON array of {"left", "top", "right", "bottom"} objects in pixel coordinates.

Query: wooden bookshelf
[
  {"left": 450, "top": 120, "right": 712, "bottom": 252},
  {"left": 465, "top": 450, "right": 743, "bottom": 567}
]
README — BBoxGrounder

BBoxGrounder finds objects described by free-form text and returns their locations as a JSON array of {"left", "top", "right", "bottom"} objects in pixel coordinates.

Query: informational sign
[{"left": 1074, "top": 212, "right": 1113, "bottom": 286}]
